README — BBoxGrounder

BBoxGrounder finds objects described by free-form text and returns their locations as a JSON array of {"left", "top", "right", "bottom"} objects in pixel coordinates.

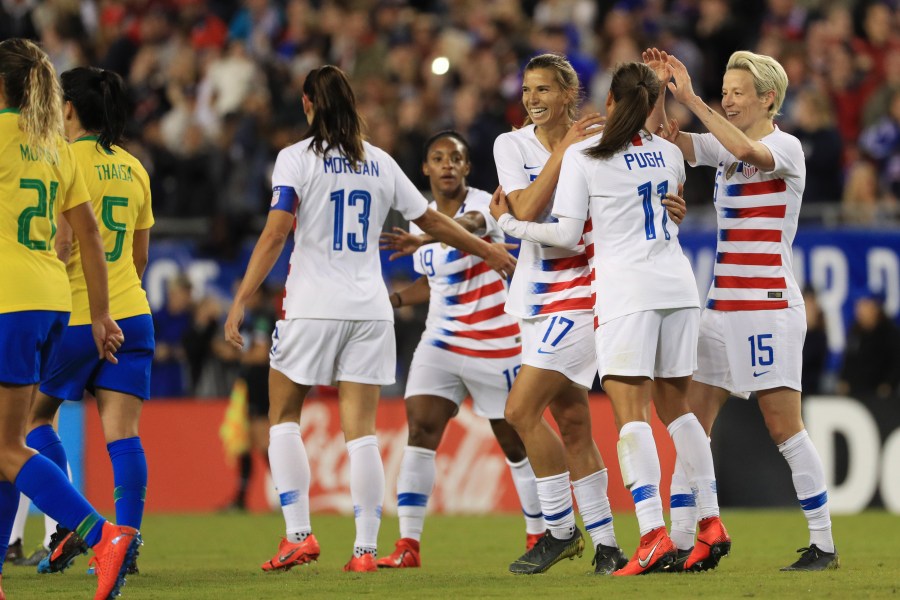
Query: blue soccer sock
[
  {"left": 0, "top": 482, "right": 19, "bottom": 574},
  {"left": 108, "top": 437, "right": 147, "bottom": 529},
  {"left": 14, "top": 454, "right": 105, "bottom": 547},
  {"left": 26, "top": 424, "right": 69, "bottom": 473}
]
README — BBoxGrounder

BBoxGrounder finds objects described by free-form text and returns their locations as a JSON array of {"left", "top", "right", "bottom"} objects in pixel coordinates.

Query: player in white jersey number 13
[
  {"left": 493, "top": 60, "right": 730, "bottom": 576},
  {"left": 223, "top": 65, "right": 516, "bottom": 574},
  {"left": 657, "top": 47, "right": 838, "bottom": 571}
]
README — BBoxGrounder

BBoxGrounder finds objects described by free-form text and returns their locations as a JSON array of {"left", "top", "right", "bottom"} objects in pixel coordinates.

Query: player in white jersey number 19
[
  {"left": 376, "top": 131, "right": 544, "bottom": 568},
  {"left": 223, "top": 65, "right": 516, "bottom": 574},
  {"left": 657, "top": 47, "right": 838, "bottom": 571}
]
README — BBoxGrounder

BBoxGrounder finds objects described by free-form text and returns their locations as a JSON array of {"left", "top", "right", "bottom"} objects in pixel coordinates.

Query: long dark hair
[
  {"left": 585, "top": 62, "right": 659, "bottom": 160},
  {"left": 0, "top": 38, "right": 62, "bottom": 151},
  {"left": 302, "top": 65, "right": 365, "bottom": 165},
  {"left": 61, "top": 67, "right": 132, "bottom": 152}
]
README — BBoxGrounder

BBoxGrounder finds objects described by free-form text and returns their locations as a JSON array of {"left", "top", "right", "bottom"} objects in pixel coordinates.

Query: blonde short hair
[{"left": 726, "top": 50, "right": 789, "bottom": 118}]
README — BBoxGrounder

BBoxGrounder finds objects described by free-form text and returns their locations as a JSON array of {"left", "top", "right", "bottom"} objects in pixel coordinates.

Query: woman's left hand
[{"left": 662, "top": 185, "right": 687, "bottom": 225}]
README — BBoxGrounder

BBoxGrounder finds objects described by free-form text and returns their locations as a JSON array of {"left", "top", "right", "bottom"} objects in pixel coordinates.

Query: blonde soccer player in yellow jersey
[
  {"left": 0, "top": 39, "right": 139, "bottom": 600},
  {"left": 24, "top": 66, "right": 154, "bottom": 578}
]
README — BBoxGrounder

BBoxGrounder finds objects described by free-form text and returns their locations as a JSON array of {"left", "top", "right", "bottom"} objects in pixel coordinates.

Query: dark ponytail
[
  {"left": 61, "top": 66, "right": 132, "bottom": 152},
  {"left": 585, "top": 63, "right": 659, "bottom": 160},
  {"left": 301, "top": 65, "right": 365, "bottom": 166}
]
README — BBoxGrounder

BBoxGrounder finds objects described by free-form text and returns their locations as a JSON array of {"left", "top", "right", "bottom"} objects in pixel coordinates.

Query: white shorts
[
  {"left": 404, "top": 342, "right": 520, "bottom": 419},
  {"left": 694, "top": 305, "right": 805, "bottom": 399},
  {"left": 520, "top": 312, "right": 596, "bottom": 390},
  {"left": 595, "top": 308, "right": 699, "bottom": 381},
  {"left": 269, "top": 318, "right": 395, "bottom": 386}
]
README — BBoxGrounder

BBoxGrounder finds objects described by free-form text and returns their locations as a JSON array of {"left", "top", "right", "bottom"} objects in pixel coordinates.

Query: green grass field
[{"left": 3, "top": 510, "right": 898, "bottom": 599}]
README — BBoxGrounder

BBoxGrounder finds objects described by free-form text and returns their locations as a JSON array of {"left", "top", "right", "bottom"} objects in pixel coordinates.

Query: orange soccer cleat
[
  {"left": 343, "top": 553, "right": 378, "bottom": 572},
  {"left": 613, "top": 526, "right": 676, "bottom": 576},
  {"left": 91, "top": 523, "right": 141, "bottom": 600},
  {"left": 684, "top": 516, "right": 731, "bottom": 572},
  {"left": 376, "top": 538, "right": 420, "bottom": 569},
  {"left": 261, "top": 535, "right": 320, "bottom": 572}
]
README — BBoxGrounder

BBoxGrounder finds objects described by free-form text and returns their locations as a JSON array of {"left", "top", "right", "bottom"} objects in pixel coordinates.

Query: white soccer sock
[
  {"left": 667, "top": 413, "right": 719, "bottom": 520},
  {"left": 618, "top": 421, "right": 665, "bottom": 536},
  {"left": 268, "top": 422, "right": 311, "bottom": 542},
  {"left": 506, "top": 457, "right": 545, "bottom": 536},
  {"left": 347, "top": 435, "right": 384, "bottom": 555},
  {"left": 535, "top": 471, "right": 576, "bottom": 540},
  {"left": 10, "top": 494, "right": 28, "bottom": 545},
  {"left": 397, "top": 446, "right": 436, "bottom": 541},
  {"left": 778, "top": 430, "right": 834, "bottom": 553},
  {"left": 572, "top": 469, "right": 616, "bottom": 548},
  {"left": 669, "top": 455, "right": 698, "bottom": 550}
]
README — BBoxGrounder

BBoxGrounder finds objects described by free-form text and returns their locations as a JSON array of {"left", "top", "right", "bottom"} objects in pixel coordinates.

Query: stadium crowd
[{"left": 3, "top": 0, "right": 899, "bottom": 399}]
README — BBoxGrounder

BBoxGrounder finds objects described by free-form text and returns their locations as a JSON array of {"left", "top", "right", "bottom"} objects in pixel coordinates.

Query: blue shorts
[
  {"left": 41, "top": 314, "right": 155, "bottom": 401},
  {"left": 0, "top": 311, "right": 69, "bottom": 385}
]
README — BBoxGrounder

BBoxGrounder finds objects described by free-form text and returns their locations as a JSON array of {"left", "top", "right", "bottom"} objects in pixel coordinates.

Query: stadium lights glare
[{"left": 431, "top": 56, "right": 450, "bottom": 75}]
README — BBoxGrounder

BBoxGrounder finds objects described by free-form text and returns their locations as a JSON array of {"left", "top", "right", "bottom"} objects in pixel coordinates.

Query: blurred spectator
[
  {"left": 850, "top": 1, "right": 900, "bottom": 86},
  {"left": 838, "top": 293, "right": 900, "bottom": 400},
  {"left": 151, "top": 275, "right": 193, "bottom": 397},
  {"left": 841, "top": 160, "right": 893, "bottom": 225},
  {"left": 690, "top": 0, "right": 746, "bottom": 100},
  {"left": 802, "top": 288, "right": 829, "bottom": 396},
  {"left": 185, "top": 295, "right": 225, "bottom": 396},
  {"left": 859, "top": 89, "right": 900, "bottom": 201},
  {"left": 790, "top": 88, "right": 843, "bottom": 206},
  {"left": 0, "top": 0, "right": 39, "bottom": 41},
  {"left": 228, "top": 0, "right": 282, "bottom": 59}
]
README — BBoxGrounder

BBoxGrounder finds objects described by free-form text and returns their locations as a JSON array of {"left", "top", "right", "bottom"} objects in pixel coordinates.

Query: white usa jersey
[
  {"left": 494, "top": 125, "right": 594, "bottom": 319},
  {"left": 554, "top": 133, "right": 698, "bottom": 325},
  {"left": 410, "top": 188, "right": 521, "bottom": 359},
  {"left": 272, "top": 139, "right": 428, "bottom": 321},
  {"left": 690, "top": 127, "right": 804, "bottom": 311}
]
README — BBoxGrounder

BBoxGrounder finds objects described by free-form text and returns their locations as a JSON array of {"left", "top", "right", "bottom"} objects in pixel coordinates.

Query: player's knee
[
  {"left": 503, "top": 401, "right": 534, "bottom": 432},
  {"left": 406, "top": 421, "right": 441, "bottom": 450}
]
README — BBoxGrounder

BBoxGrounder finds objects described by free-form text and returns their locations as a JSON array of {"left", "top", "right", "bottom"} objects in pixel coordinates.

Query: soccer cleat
[
  {"left": 684, "top": 516, "right": 731, "bottom": 572},
  {"left": 664, "top": 547, "right": 693, "bottom": 573},
  {"left": 613, "top": 527, "right": 677, "bottom": 576},
  {"left": 91, "top": 523, "right": 141, "bottom": 600},
  {"left": 5, "top": 539, "right": 23, "bottom": 563},
  {"left": 343, "top": 553, "right": 378, "bottom": 572},
  {"left": 375, "top": 538, "right": 420, "bottom": 568},
  {"left": 508, "top": 529, "right": 585, "bottom": 574},
  {"left": 37, "top": 526, "right": 88, "bottom": 573},
  {"left": 261, "top": 535, "right": 320, "bottom": 572},
  {"left": 591, "top": 543, "right": 628, "bottom": 575},
  {"left": 780, "top": 545, "right": 840, "bottom": 571},
  {"left": 526, "top": 533, "right": 542, "bottom": 551}
]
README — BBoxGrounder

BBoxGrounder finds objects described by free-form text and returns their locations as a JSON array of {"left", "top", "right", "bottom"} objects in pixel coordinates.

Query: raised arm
[
  {"left": 643, "top": 47, "right": 697, "bottom": 163},
  {"left": 412, "top": 208, "right": 516, "bottom": 278},
  {"left": 666, "top": 55, "right": 775, "bottom": 171}
]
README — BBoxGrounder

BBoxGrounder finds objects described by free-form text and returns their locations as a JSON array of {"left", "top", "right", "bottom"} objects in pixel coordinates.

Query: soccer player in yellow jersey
[
  {"left": 25, "top": 66, "right": 154, "bottom": 577},
  {"left": 0, "top": 39, "right": 138, "bottom": 600}
]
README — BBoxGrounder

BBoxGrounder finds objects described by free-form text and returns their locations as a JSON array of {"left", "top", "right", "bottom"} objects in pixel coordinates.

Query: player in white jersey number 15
[
  {"left": 223, "top": 65, "right": 516, "bottom": 574},
  {"left": 656, "top": 47, "right": 838, "bottom": 571},
  {"left": 376, "top": 131, "right": 544, "bottom": 568}
]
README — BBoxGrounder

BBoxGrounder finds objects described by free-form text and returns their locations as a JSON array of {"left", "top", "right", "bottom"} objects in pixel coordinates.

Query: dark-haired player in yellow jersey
[
  {"left": 0, "top": 38, "right": 138, "bottom": 600},
  {"left": 25, "top": 66, "right": 154, "bottom": 578}
]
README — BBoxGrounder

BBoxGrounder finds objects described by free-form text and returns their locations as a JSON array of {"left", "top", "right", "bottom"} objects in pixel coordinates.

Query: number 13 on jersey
[{"left": 330, "top": 188, "right": 371, "bottom": 252}]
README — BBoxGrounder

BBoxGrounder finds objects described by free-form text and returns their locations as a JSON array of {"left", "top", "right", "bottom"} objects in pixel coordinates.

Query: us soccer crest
[{"left": 741, "top": 162, "right": 758, "bottom": 179}]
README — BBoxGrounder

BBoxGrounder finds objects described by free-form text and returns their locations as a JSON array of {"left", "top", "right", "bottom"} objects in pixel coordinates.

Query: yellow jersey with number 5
[
  {"left": 67, "top": 136, "right": 154, "bottom": 326},
  {"left": 0, "top": 109, "right": 90, "bottom": 314}
]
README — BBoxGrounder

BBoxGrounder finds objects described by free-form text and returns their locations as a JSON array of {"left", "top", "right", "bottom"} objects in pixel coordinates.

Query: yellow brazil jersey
[
  {"left": 67, "top": 136, "right": 154, "bottom": 325},
  {"left": 0, "top": 109, "right": 89, "bottom": 314}
]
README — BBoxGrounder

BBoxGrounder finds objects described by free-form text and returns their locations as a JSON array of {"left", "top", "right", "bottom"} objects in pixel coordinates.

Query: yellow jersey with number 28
[
  {"left": 66, "top": 136, "right": 154, "bottom": 326},
  {"left": 0, "top": 109, "right": 90, "bottom": 314}
]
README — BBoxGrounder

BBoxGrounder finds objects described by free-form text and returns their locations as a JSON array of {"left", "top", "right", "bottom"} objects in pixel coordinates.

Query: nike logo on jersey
[
  {"left": 753, "top": 370, "right": 771, "bottom": 377},
  {"left": 638, "top": 539, "right": 663, "bottom": 568},
  {"left": 524, "top": 164, "right": 541, "bottom": 170},
  {"left": 536, "top": 348, "right": 555, "bottom": 355}
]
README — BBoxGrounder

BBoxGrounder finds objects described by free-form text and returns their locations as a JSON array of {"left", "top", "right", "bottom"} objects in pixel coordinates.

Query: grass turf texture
[{"left": 3, "top": 510, "right": 897, "bottom": 599}]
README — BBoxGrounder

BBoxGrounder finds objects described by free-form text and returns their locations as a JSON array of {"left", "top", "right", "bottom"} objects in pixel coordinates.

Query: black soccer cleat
[
  {"left": 780, "top": 545, "right": 840, "bottom": 571},
  {"left": 36, "top": 526, "right": 88, "bottom": 574},
  {"left": 15, "top": 545, "right": 48, "bottom": 567},
  {"left": 664, "top": 548, "right": 692, "bottom": 573},
  {"left": 5, "top": 539, "right": 23, "bottom": 563},
  {"left": 591, "top": 543, "right": 628, "bottom": 575},
  {"left": 509, "top": 528, "right": 585, "bottom": 575}
]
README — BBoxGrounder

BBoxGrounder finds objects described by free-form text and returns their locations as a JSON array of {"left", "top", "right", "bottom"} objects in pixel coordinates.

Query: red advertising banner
[{"left": 84, "top": 395, "right": 676, "bottom": 514}]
